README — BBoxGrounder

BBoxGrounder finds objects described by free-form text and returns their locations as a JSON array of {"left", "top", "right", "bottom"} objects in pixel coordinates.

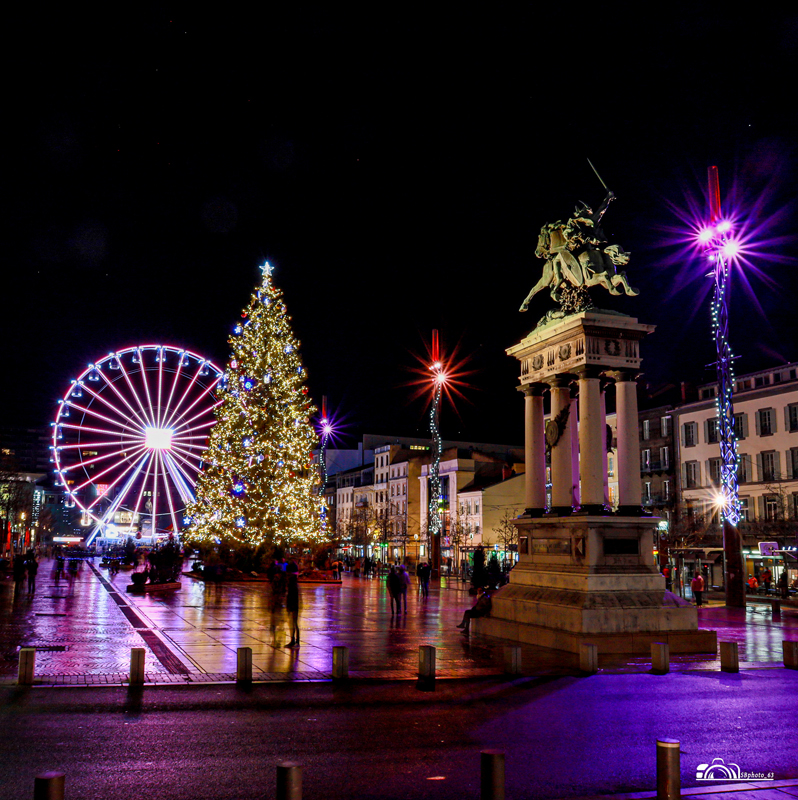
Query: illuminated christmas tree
[{"left": 186, "top": 262, "right": 325, "bottom": 547}]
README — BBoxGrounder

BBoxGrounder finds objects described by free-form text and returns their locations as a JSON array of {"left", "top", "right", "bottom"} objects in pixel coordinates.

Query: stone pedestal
[{"left": 473, "top": 515, "right": 716, "bottom": 654}]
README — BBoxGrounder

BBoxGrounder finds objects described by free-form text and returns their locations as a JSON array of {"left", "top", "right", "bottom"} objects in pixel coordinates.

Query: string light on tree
[{"left": 185, "top": 262, "right": 325, "bottom": 547}]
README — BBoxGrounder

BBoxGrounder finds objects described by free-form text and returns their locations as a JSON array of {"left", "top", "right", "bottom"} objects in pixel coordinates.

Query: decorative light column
[{"left": 521, "top": 384, "right": 547, "bottom": 515}]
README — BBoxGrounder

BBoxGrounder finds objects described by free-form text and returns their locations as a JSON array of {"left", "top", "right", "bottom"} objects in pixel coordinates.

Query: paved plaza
[
  {"left": 1, "top": 559, "right": 797, "bottom": 799},
  {"left": 1, "top": 558, "right": 797, "bottom": 684}
]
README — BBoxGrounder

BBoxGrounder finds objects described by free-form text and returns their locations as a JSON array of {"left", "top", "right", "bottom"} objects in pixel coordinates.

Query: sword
[{"left": 587, "top": 157, "right": 610, "bottom": 192}]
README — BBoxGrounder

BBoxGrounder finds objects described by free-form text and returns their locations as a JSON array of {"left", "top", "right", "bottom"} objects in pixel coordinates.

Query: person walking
[
  {"left": 25, "top": 552, "right": 39, "bottom": 595},
  {"left": 397, "top": 565, "right": 411, "bottom": 614},
  {"left": 286, "top": 572, "right": 300, "bottom": 647},
  {"left": 387, "top": 566, "right": 401, "bottom": 615},
  {"left": 691, "top": 571, "right": 705, "bottom": 607},
  {"left": 418, "top": 561, "right": 431, "bottom": 599}
]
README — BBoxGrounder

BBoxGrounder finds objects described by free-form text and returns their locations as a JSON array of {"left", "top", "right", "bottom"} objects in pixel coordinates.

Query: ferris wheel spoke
[
  {"left": 59, "top": 422, "right": 144, "bottom": 441},
  {"left": 171, "top": 419, "right": 218, "bottom": 440},
  {"left": 58, "top": 439, "right": 144, "bottom": 450},
  {"left": 97, "top": 459, "right": 148, "bottom": 525},
  {"left": 157, "top": 450, "right": 181, "bottom": 536},
  {"left": 66, "top": 442, "right": 149, "bottom": 475},
  {"left": 138, "top": 350, "right": 158, "bottom": 430},
  {"left": 169, "top": 441, "right": 211, "bottom": 456},
  {"left": 170, "top": 399, "right": 223, "bottom": 436},
  {"left": 129, "top": 452, "right": 156, "bottom": 521},
  {"left": 162, "top": 363, "right": 221, "bottom": 431},
  {"left": 115, "top": 353, "right": 155, "bottom": 426},
  {"left": 74, "top": 445, "right": 149, "bottom": 493},
  {"left": 156, "top": 349, "right": 165, "bottom": 429},
  {"left": 85, "top": 451, "right": 152, "bottom": 512},
  {"left": 165, "top": 445, "right": 200, "bottom": 482},
  {"left": 150, "top": 440, "right": 160, "bottom": 532},
  {"left": 65, "top": 400, "right": 144, "bottom": 435},
  {"left": 162, "top": 451, "right": 196, "bottom": 505},
  {"left": 82, "top": 377, "right": 149, "bottom": 432},
  {"left": 160, "top": 354, "right": 187, "bottom": 432}
]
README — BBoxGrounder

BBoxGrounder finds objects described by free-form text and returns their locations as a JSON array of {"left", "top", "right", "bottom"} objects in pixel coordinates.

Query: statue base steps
[{"left": 477, "top": 514, "right": 717, "bottom": 654}]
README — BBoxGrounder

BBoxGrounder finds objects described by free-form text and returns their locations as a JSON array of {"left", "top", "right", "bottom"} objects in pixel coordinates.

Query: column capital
[
  {"left": 605, "top": 369, "right": 640, "bottom": 383},
  {"left": 517, "top": 382, "right": 547, "bottom": 396},
  {"left": 544, "top": 374, "right": 574, "bottom": 389},
  {"left": 573, "top": 366, "right": 603, "bottom": 380}
]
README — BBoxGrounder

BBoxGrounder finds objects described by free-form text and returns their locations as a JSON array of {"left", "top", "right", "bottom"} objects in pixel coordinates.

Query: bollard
[
  {"left": 480, "top": 750, "right": 505, "bottom": 800},
  {"left": 34, "top": 771, "right": 65, "bottom": 800},
  {"left": 18, "top": 647, "right": 35, "bottom": 686},
  {"left": 651, "top": 642, "right": 670, "bottom": 675},
  {"left": 419, "top": 645, "right": 436, "bottom": 680},
  {"left": 783, "top": 640, "right": 798, "bottom": 670},
  {"left": 579, "top": 642, "right": 598, "bottom": 674},
  {"left": 129, "top": 647, "right": 146, "bottom": 685},
  {"left": 276, "top": 761, "right": 302, "bottom": 800},
  {"left": 772, "top": 601, "right": 781, "bottom": 617},
  {"left": 332, "top": 646, "right": 349, "bottom": 681},
  {"left": 237, "top": 646, "right": 253, "bottom": 683},
  {"left": 503, "top": 646, "right": 522, "bottom": 676},
  {"left": 719, "top": 641, "right": 739, "bottom": 673},
  {"left": 656, "top": 739, "right": 680, "bottom": 800}
]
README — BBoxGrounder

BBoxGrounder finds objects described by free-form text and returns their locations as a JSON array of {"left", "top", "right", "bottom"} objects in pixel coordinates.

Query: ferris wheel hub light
[{"left": 145, "top": 426, "right": 174, "bottom": 450}]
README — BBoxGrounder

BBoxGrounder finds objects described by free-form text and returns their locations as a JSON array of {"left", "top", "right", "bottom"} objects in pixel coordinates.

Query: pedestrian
[
  {"left": 747, "top": 574, "right": 759, "bottom": 594},
  {"left": 761, "top": 568, "right": 772, "bottom": 594},
  {"left": 778, "top": 569, "right": 789, "bottom": 599},
  {"left": 456, "top": 588, "right": 492, "bottom": 634},
  {"left": 286, "top": 572, "right": 300, "bottom": 647},
  {"left": 691, "top": 571, "right": 704, "bottom": 607},
  {"left": 418, "top": 561, "right": 431, "bottom": 599},
  {"left": 26, "top": 552, "right": 39, "bottom": 595},
  {"left": 387, "top": 565, "right": 401, "bottom": 614},
  {"left": 397, "top": 565, "right": 411, "bottom": 613},
  {"left": 269, "top": 568, "right": 287, "bottom": 642},
  {"left": 12, "top": 554, "right": 26, "bottom": 593}
]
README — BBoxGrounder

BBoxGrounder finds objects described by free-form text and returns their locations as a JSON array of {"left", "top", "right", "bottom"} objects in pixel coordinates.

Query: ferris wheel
[{"left": 52, "top": 345, "right": 223, "bottom": 542}]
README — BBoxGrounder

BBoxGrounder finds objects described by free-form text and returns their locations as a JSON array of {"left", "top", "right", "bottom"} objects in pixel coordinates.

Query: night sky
[{"left": 6, "top": 7, "right": 797, "bottom": 447}]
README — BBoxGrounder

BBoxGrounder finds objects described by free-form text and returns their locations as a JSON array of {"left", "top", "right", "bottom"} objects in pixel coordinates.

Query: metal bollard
[
  {"left": 129, "top": 647, "right": 146, "bottom": 685},
  {"left": 276, "top": 761, "right": 302, "bottom": 800},
  {"left": 656, "top": 739, "right": 680, "bottom": 800},
  {"left": 783, "top": 640, "right": 798, "bottom": 670},
  {"left": 237, "top": 646, "right": 253, "bottom": 682},
  {"left": 419, "top": 645, "right": 436, "bottom": 680},
  {"left": 480, "top": 750, "right": 505, "bottom": 800},
  {"left": 18, "top": 647, "right": 35, "bottom": 686},
  {"left": 651, "top": 642, "right": 670, "bottom": 675},
  {"left": 719, "top": 641, "right": 739, "bottom": 673},
  {"left": 503, "top": 646, "right": 522, "bottom": 676},
  {"left": 772, "top": 601, "right": 781, "bottom": 617},
  {"left": 332, "top": 646, "right": 349, "bottom": 681},
  {"left": 33, "top": 771, "right": 65, "bottom": 800},
  {"left": 579, "top": 642, "right": 598, "bottom": 674}
]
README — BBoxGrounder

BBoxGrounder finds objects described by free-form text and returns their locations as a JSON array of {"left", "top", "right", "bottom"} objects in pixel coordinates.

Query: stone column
[
  {"left": 520, "top": 384, "right": 546, "bottom": 515},
  {"left": 600, "top": 379, "right": 611, "bottom": 507},
  {"left": 575, "top": 367, "right": 604, "bottom": 513},
  {"left": 610, "top": 370, "right": 641, "bottom": 514},
  {"left": 547, "top": 376, "right": 574, "bottom": 514},
  {"left": 570, "top": 390, "right": 580, "bottom": 508}
]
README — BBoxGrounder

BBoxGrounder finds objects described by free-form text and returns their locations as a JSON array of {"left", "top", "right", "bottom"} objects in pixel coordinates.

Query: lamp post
[{"left": 702, "top": 166, "right": 745, "bottom": 608}]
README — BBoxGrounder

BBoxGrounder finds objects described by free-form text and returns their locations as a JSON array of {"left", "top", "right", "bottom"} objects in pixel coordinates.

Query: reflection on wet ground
[{"left": 1, "top": 558, "right": 795, "bottom": 682}]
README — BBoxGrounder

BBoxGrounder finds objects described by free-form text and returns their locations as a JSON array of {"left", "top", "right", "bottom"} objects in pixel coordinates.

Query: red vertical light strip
[
  {"left": 431, "top": 329, "right": 439, "bottom": 364},
  {"left": 708, "top": 166, "right": 722, "bottom": 224}
]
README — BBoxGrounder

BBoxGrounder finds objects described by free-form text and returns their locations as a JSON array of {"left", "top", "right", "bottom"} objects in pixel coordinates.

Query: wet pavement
[{"left": 1, "top": 558, "right": 797, "bottom": 684}]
